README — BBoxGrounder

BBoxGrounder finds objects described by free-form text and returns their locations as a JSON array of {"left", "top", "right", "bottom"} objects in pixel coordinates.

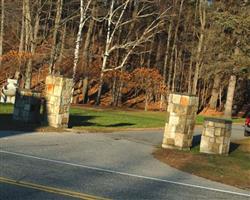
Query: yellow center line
[{"left": 0, "top": 177, "right": 110, "bottom": 200}]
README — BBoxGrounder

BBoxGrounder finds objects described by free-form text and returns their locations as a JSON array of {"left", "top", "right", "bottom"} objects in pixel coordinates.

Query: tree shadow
[
  {"left": 105, "top": 123, "right": 135, "bottom": 127},
  {"left": 192, "top": 134, "right": 201, "bottom": 148},
  {"left": 68, "top": 115, "right": 135, "bottom": 128},
  {"left": 0, "top": 113, "right": 48, "bottom": 138},
  {"left": 68, "top": 115, "right": 98, "bottom": 128},
  {"left": 229, "top": 142, "right": 240, "bottom": 153},
  {"left": 0, "top": 96, "right": 49, "bottom": 138}
]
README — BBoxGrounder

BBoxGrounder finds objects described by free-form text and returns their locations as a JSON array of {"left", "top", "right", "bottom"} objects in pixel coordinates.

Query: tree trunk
[
  {"left": 24, "top": 0, "right": 33, "bottom": 89},
  {"left": 117, "top": 79, "right": 124, "bottom": 107},
  {"left": 147, "top": 39, "right": 154, "bottom": 68},
  {"left": 25, "top": 0, "right": 40, "bottom": 89},
  {"left": 192, "top": 0, "right": 206, "bottom": 95},
  {"left": 160, "top": 21, "right": 172, "bottom": 110},
  {"left": 19, "top": 1, "right": 25, "bottom": 53},
  {"left": 167, "top": 0, "right": 184, "bottom": 91},
  {"left": 0, "top": 0, "right": 4, "bottom": 67},
  {"left": 163, "top": 22, "right": 172, "bottom": 84},
  {"left": 82, "top": 77, "right": 89, "bottom": 104},
  {"left": 44, "top": 0, "right": 52, "bottom": 38},
  {"left": 155, "top": 36, "right": 163, "bottom": 68},
  {"left": 58, "top": 23, "right": 66, "bottom": 63},
  {"left": 209, "top": 74, "right": 220, "bottom": 109},
  {"left": 49, "top": 0, "right": 63, "bottom": 74},
  {"left": 224, "top": 75, "right": 237, "bottom": 118},
  {"left": 145, "top": 93, "right": 149, "bottom": 112},
  {"left": 96, "top": 71, "right": 104, "bottom": 105},
  {"left": 188, "top": 0, "right": 199, "bottom": 94},
  {"left": 72, "top": 0, "right": 92, "bottom": 81},
  {"left": 111, "top": 76, "right": 117, "bottom": 106},
  {"left": 171, "top": 48, "right": 178, "bottom": 92},
  {"left": 188, "top": 56, "right": 193, "bottom": 94},
  {"left": 96, "top": 0, "right": 115, "bottom": 105},
  {"left": 81, "top": 3, "right": 96, "bottom": 103}
]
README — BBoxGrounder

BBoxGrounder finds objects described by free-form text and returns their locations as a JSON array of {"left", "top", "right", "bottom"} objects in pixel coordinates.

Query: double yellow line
[{"left": 0, "top": 177, "right": 110, "bottom": 200}]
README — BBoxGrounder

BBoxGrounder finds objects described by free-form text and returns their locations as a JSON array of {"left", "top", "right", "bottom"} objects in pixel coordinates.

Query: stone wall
[
  {"left": 162, "top": 93, "right": 198, "bottom": 150},
  {"left": 13, "top": 89, "right": 41, "bottom": 123},
  {"left": 200, "top": 118, "right": 232, "bottom": 155},
  {"left": 44, "top": 75, "right": 73, "bottom": 128}
]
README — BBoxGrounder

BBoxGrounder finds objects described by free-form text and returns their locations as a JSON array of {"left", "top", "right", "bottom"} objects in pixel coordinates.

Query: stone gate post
[
  {"left": 44, "top": 75, "right": 73, "bottom": 128},
  {"left": 162, "top": 93, "right": 199, "bottom": 150},
  {"left": 200, "top": 118, "right": 232, "bottom": 155}
]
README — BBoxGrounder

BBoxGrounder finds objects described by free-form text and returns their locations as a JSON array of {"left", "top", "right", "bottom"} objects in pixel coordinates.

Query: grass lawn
[
  {"left": 153, "top": 141, "right": 250, "bottom": 190},
  {"left": 0, "top": 103, "right": 246, "bottom": 132},
  {"left": 69, "top": 106, "right": 245, "bottom": 131},
  {"left": 69, "top": 106, "right": 166, "bottom": 131}
]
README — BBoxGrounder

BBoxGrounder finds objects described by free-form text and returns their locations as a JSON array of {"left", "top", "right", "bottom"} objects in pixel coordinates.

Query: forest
[{"left": 0, "top": 0, "right": 249, "bottom": 116}]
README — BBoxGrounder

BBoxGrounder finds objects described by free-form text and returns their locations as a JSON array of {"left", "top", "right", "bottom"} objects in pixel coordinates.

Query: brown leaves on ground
[{"left": 153, "top": 147, "right": 250, "bottom": 190}]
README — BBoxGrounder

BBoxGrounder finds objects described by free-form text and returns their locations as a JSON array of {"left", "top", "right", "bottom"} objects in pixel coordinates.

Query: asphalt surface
[{"left": 0, "top": 125, "right": 249, "bottom": 200}]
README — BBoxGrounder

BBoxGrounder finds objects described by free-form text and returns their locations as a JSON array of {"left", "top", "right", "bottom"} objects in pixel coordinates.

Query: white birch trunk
[{"left": 72, "top": 0, "right": 92, "bottom": 81}]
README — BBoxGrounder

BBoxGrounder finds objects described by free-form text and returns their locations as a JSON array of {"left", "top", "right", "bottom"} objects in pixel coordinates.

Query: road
[{"left": 0, "top": 125, "right": 249, "bottom": 200}]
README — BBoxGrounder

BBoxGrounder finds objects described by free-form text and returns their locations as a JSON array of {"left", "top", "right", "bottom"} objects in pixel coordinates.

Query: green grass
[
  {"left": 69, "top": 106, "right": 166, "bottom": 131},
  {"left": 0, "top": 103, "right": 246, "bottom": 132},
  {"left": 195, "top": 115, "right": 246, "bottom": 125},
  {"left": 69, "top": 106, "right": 246, "bottom": 131},
  {"left": 0, "top": 103, "right": 14, "bottom": 113}
]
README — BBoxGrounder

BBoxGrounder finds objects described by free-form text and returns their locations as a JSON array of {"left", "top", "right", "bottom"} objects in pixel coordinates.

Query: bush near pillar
[{"left": 162, "top": 93, "right": 199, "bottom": 150}]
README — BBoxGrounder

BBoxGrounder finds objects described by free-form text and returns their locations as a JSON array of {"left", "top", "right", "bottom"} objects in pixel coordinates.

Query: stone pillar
[
  {"left": 162, "top": 93, "right": 198, "bottom": 150},
  {"left": 44, "top": 75, "right": 73, "bottom": 128},
  {"left": 13, "top": 89, "right": 41, "bottom": 123},
  {"left": 200, "top": 118, "right": 232, "bottom": 155}
]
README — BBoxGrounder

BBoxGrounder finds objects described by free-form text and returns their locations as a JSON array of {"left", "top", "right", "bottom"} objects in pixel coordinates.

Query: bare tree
[
  {"left": 72, "top": 0, "right": 92, "bottom": 81},
  {"left": 81, "top": 0, "right": 97, "bottom": 104},
  {"left": 96, "top": 0, "right": 168, "bottom": 105},
  {"left": 168, "top": 0, "right": 184, "bottom": 92},
  {"left": 0, "top": 0, "right": 4, "bottom": 67},
  {"left": 192, "top": 0, "right": 206, "bottom": 94},
  {"left": 24, "top": 0, "right": 41, "bottom": 89},
  {"left": 95, "top": 0, "right": 130, "bottom": 105},
  {"left": 49, "top": 0, "right": 63, "bottom": 74}
]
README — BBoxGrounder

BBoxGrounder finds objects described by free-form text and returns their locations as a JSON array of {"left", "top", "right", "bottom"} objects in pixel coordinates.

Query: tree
[
  {"left": 95, "top": 0, "right": 168, "bottom": 105},
  {"left": 24, "top": 0, "right": 41, "bottom": 89},
  {"left": 48, "top": 0, "right": 63, "bottom": 74},
  {"left": 72, "top": 0, "right": 92, "bottom": 81},
  {"left": 208, "top": 74, "right": 220, "bottom": 109},
  {"left": 192, "top": 0, "right": 206, "bottom": 95},
  {"left": 0, "top": 0, "right": 4, "bottom": 67}
]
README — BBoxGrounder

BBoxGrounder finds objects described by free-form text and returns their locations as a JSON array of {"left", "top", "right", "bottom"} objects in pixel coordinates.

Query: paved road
[{"left": 0, "top": 126, "right": 249, "bottom": 200}]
